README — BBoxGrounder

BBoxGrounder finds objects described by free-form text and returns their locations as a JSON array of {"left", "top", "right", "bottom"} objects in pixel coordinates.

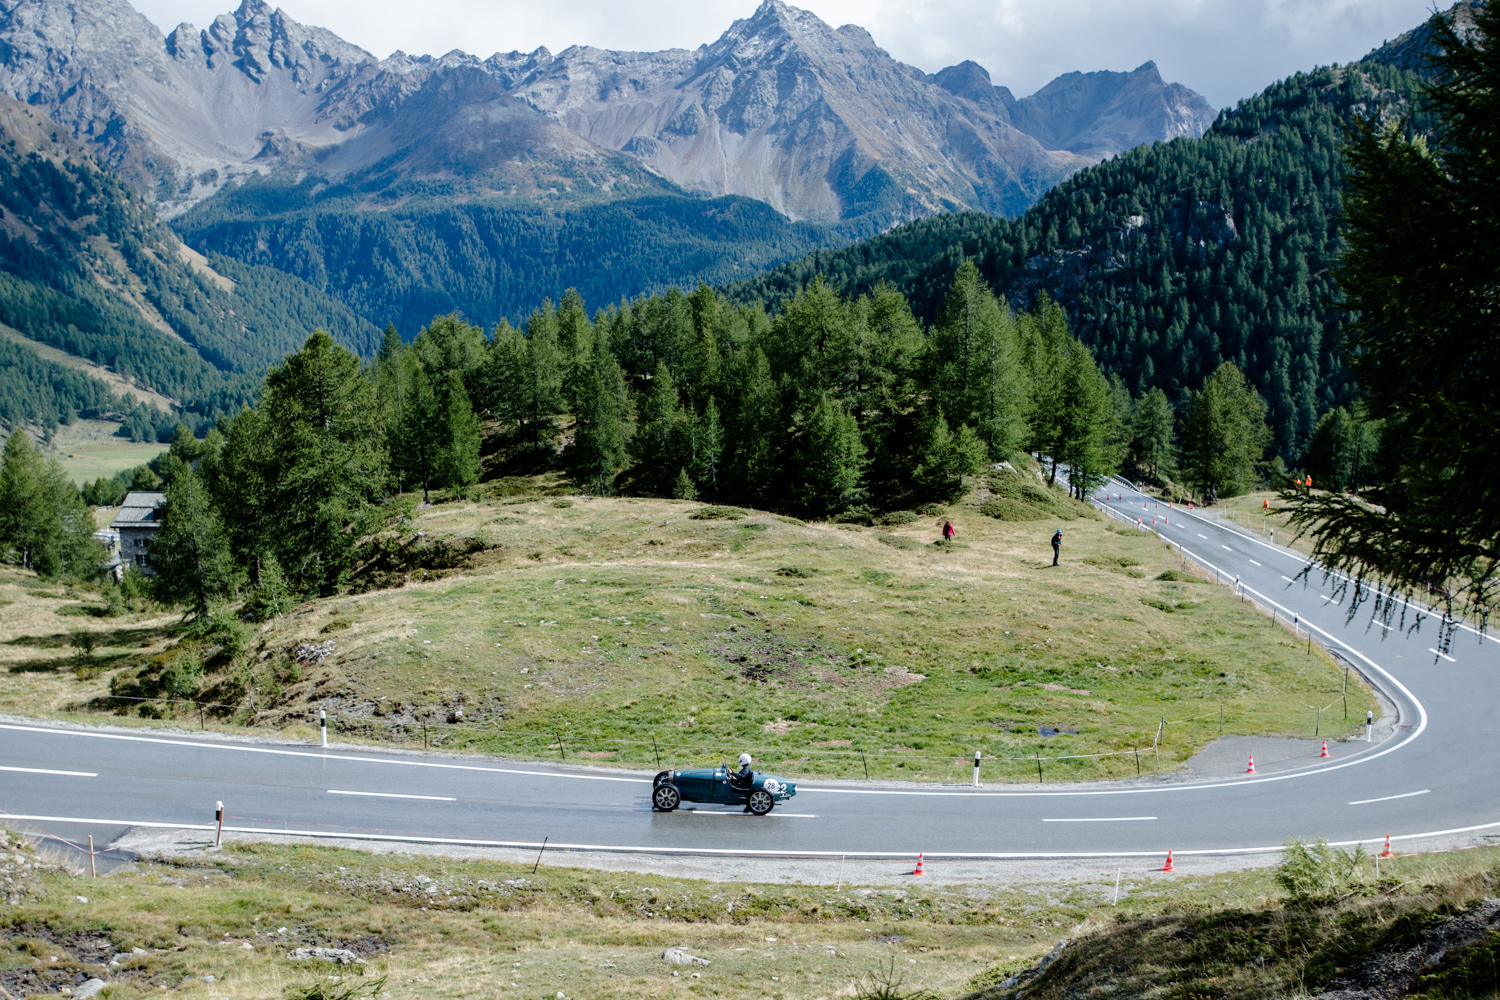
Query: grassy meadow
[{"left": 0, "top": 475, "right": 1374, "bottom": 783}]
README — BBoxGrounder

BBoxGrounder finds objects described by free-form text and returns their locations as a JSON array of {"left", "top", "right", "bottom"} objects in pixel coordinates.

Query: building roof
[{"left": 110, "top": 492, "right": 166, "bottom": 529}]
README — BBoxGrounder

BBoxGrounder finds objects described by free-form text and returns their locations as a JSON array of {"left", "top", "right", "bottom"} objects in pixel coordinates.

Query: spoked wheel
[
  {"left": 652, "top": 783, "right": 681, "bottom": 811},
  {"left": 747, "top": 789, "right": 775, "bottom": 815}
]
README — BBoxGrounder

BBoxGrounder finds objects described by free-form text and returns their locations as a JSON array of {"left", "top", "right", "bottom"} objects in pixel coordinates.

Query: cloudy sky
[{"left": 131, "top": 0, "right": 1441, "bottom": 108}]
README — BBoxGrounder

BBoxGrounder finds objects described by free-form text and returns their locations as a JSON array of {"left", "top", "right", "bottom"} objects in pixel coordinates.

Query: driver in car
[{"left": 729, "top": 752, "right": 754, "bottom": 790}]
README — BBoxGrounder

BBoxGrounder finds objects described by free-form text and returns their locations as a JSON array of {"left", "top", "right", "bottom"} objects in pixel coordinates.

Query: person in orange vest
[
  {"left": 1263, "top": 498, "right": 1270, "bottom": 510},
  {"left": 1305, "top": 475, "right": 1313, "bottom": 488}
]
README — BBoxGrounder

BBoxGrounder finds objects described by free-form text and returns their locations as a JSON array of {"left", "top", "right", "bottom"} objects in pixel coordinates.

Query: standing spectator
[
  {"left": 942, "top": 520, "right": 955, "bottom": 542},
  {"left": 1051, "top": 529, "right": 1063, "bottom": 566}
]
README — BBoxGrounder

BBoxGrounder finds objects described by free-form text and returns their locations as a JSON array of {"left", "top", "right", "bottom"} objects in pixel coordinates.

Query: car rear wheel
[
  {"left": 747, "top": 789, "right": 774, "bottom": 815},
  {"left": 652, "top": 783, "right": 681, "bottom": 811}
]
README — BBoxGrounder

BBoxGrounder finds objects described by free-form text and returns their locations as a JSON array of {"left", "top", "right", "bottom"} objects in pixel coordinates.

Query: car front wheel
[
  {"left": 652, "top": 783, "right": 681, "bottom": 811},
  {"left": 747, "top": 789, "right": 774, "bottom": 815}
]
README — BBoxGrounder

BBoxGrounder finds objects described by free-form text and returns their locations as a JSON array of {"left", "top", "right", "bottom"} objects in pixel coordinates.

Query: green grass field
[{"left": 47, "top": 440, "right": 165, "bottom": 486}]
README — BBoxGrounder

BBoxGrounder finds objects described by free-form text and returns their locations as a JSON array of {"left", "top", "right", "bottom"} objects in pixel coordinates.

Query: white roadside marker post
[
  {"left": 1366, "top": 710, "right": 1373, "bottom": 742},
  {"left": 215, "top": 801, "right": 224, "bottom": 847},
  {"left": 972, "top": 750, "right": 981, "bottom": 787},
  {"left": 320, "top": 709, "right": 327, "bottom": 749}
]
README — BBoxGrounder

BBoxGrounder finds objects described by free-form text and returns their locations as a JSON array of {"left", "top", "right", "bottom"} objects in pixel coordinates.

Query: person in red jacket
[{"left": 942, "top": 520, "right": 955, "bottom": 541}]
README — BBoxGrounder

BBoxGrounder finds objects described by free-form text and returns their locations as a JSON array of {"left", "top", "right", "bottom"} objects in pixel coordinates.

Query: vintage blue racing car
[{"left": 651, "top": 765, "right": 797, "bottom": 815}]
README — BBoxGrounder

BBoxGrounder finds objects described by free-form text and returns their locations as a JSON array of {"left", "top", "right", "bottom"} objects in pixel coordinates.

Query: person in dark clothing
[
  {"left": 942, "top": 520, "right": 955, "bottom": 541},
  {"left": 1051, "top": 529, "right": 1063, "bottom": 566},
  {"left": 730, "top": 752, "right": 754, "bottom": 789}
]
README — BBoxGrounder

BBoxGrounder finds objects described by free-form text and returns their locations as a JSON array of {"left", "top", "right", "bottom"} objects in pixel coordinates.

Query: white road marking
[
  {"left": 1428, "top": 648, "right": 1457, "bottom": 663},
  {"left": 1043, "top": 816, "right": 1156, "bottom": 823},
  {"left": 329, "top": 790, "right": 456, "bottom": 801},
  {"left": 1281, "top": 576, "right": 1296, "bottom": 583},
  {"left": 1321, "top": 595, "right": 1341, "bottom": 605},
  {"left": 1349, "top": 790, "right": 1429, "bottom": 806},
  {"left": 1221, "top": 545, "right": 1233, "bottom": 551},
  {"left": 0, "top": 765, "right": 96, "bottom": 777},
  {"left": 1197, "top": 533, "right": 1208, "bottom": 539},
  {"left": 1249, "top": 560, "right": 1262, "bottom": 567},
  {"left": 677, "top": 810, "right": 817, "bottom": 818}
]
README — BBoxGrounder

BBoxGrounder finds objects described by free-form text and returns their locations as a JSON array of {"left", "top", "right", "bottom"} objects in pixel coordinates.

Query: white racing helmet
[{"left": 738, "top": 753, "right": 753, "bottom": 767}]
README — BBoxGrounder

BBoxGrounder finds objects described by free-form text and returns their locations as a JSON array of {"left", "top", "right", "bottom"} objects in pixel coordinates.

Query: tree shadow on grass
[{"left": 4, "top": 622, "right": 180, "bottom": 650}]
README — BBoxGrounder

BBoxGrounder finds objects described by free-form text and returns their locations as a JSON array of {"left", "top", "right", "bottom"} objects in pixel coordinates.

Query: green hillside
[
  {"left": 0, "top": 96, "right": 378, "bottom": 441},
  {"left": 173, "top": 180, "right": 845, "bottom": 334},
  {"left": 727, "top": 57, "right": 1436, "bottom": 463}
]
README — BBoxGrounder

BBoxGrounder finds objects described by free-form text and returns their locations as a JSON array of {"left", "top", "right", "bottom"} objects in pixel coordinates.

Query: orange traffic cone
[
  {"left": 1320, "top": 740, "right": 1330, "bottom": 758},
  {"left": 912, "top": 853, "right": 926, "bottom": 876},
  {"left": 1246, "top": 755, "right": 1256, "bottom": 774},
  {"left": 1162, "top": 850, "right": 1176, "bottom": 873},
  {"left": 1380, "top": 835, "right": 1394, "bottom": 859}
]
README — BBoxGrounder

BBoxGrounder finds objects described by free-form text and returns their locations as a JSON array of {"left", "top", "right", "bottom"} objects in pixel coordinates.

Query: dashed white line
[
  {"left": 1197, "top": 533, "right": 1208, "bottom": 539},
  {"left": 1428, "top": 648, "right": 1457, "bottom": 663},
  {"left": 1042, "top": 816, "right": 1157, "bottom": 822},
  {"left": 1349, "top": 790, "right": 1429, "bottom": 806},
  {"left": 1221, "top": 545, "right": 1233, "bottom": 551},
  {"left": 328, "top": 790, "right": 456, "bottom": 801},
  {"left": 0, "top": 765, "right": 96, "bottom": 777},
  {"left": 1281, "top": 575, "right": 1296, "bottom": 583},
  {"left": 1321, "top": 595, "right": 1341, "bottom": 605},
  {"left": 1249, "top": 560, "right": 1262, "bottom": 567}
]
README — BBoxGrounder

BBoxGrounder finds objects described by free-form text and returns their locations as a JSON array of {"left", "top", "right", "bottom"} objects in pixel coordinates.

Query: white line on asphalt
[
  {"left": 329, "top": 790, "right": 456, "bottom": 801},
  {"left": 1197, "top": 533, "right": 1208, "bottom": 539},
  {"left": 1221, "top": 545, "right": 1232, "bottom": 551},
  {"left": 1249, "top": 560, "right": 1262, "bottom": 567},
  {"left": 1042, "top": 817, "right": 1157, "bottom": 822},
  {"left": 1428, "top": 649, "right": 1457, "bottom": 663},
  {"left": 677, "top": 810, "right": 817, "bottom": 818},
  {"left": 1321, "top": 595, "right": 1341, "bottom": 605},
  {"left": 15, "top": 808, "right": 1498, "bottom": 859},
  {"left": 0, "top": 724, "right": 651, "bottom": 784},
  {"left": 1349, "top": 790, "right": 1429, "bottom": 806},
  {"left": 1281, "top": 576, "right": 1296, "bottom": 583},
  {"left": 0, "top": 765, "right": 96, "bottom": 777}
]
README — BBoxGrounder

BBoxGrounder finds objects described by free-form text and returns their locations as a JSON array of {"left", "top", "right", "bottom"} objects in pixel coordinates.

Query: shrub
[
  {"left": 1276, "top": 837, "right": 1370, "bottom": 904},
  {"left": 690, "top": 506, "right": 746, "bottom": 520},
  {"left": 876, "top": 510, "right": 918, "bottom": 526}
]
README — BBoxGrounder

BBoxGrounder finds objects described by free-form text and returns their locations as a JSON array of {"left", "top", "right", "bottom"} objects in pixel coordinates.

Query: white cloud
[{"left": 130, "top": 0, "right": 1441, "bottom": 107}]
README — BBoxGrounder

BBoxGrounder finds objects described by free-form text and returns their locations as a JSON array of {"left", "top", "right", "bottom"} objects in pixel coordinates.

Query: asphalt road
[{"left": 3, "top": 482, "right": 1496, "bottom": 865}]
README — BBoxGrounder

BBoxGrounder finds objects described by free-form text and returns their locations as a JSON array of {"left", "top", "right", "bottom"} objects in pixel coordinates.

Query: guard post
[{"left": 972, "top": 750, "right": 981, "bottom": 787}]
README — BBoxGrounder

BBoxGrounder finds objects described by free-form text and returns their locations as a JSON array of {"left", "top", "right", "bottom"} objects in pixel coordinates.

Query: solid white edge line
[
  {"left": 1349, "top": 790, "right": 1430, "bottom": 805},
  {"left": 1, "top": 810, "right": 1494, "bottom": 859},
  {"left": 328, "top": 790, "right": 456, "bottom": 801},
  {"left": 0, "top": 765, "right": 96, "bottom": 777},
  {"left": 0, "top": 724, "right": 650, "bottom": 784},
  {"left": 677, "top": 811, "right": 818, "bottom": 818},
  {"left": 1042, "top": 817, "right": 1157, "bottom": 822}
]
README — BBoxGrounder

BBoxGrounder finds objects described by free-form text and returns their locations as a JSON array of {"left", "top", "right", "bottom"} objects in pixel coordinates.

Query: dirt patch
[{"left": 762, "top": 718, "right": 799, "bottom": 735}]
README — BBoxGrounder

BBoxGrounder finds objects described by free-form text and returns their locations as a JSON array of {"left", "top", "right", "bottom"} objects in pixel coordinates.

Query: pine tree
[
  {"left": 572, "top": 344, "right": 631, "bottom": 495},
  {"left": 798, "top": 394, "right": 866, "bottom": 516},
  {"left": 911, "top": 411, "right": 988, "bottom": 502},
  {"left": 692, "top": 396, "right": 725, "bottom": 500},
  {"left": 633, "top": 363, "right": 685, "bottom": 496},
  {"left": 260, "top": 331, "right": 388, "bottom": 594},
  {"left": 1130, "top": 387, "right": 1176, "bottom": 480},
  {"left": 0, "top": 430, "right": 55, "bottom": 572},
  {"left": 927, "top": 261, "right": 1027, "bottom": 458},
  {"left": 672, "top": 467, "right": 699, "bottom": 500},
  {"left": 150, "top": 467, "right": 238, "bottom": 615},
  {"left": 433, "top": 371, "right": 481, "bottom": 494},
  {"left": 1179, "top": 361, "right": 1271, "bottom": 500}
]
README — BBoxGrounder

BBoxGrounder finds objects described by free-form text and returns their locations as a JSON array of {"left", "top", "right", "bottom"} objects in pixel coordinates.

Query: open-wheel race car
[{"left": 651, "top": 765, "right": 798, "bottom": 815}]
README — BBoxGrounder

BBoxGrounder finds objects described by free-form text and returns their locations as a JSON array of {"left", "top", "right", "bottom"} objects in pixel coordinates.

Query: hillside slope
[
  {"left": 0, "top": 92, "right": 378, "bottom": 437},
  {"left": 727, "top": 41, "right": 1441, "bottom": 463}
]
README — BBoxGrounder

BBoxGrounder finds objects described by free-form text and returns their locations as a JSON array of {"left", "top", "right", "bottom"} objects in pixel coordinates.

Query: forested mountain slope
[
  {"left": 0, "top": 93, "right": 376, "bottom": 439},
  {"left": 727, "top": 55, "right": 1436, "bottom": 462},
  {"left": 173, "top": 186, "right": 842, "bottom": 334}
]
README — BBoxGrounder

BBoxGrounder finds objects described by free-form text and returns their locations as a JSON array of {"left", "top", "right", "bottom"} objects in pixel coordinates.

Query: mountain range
[{"left": 0, "top": 0, "right": 1214, "bottom": 225}]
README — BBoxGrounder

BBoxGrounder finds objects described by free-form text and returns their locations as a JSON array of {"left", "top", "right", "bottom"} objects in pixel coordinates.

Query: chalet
[{"left": 110, "top": 492, "right": 165, "bottom": 575}]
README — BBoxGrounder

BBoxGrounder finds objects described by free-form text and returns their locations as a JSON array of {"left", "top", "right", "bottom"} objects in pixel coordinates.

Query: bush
[
  {"left": 876, "top": 510, "right": 918, "bottom": 526},
  {"left": 914, "top": 502, "right": 947, "bottom": 516},
  {"left": 1276, "top": 837, "right": 1370, "bottom": 904},
  {"left": 689, "top": 505, "right": 746, "bottom": 520},
  {"left": 158, "top": 650, "right": 205, "bottom": 701}
]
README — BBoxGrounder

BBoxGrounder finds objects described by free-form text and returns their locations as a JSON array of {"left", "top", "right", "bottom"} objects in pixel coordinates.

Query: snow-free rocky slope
[{"left": 0, "top": 0, "right": 1215, "bottom": 224}]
